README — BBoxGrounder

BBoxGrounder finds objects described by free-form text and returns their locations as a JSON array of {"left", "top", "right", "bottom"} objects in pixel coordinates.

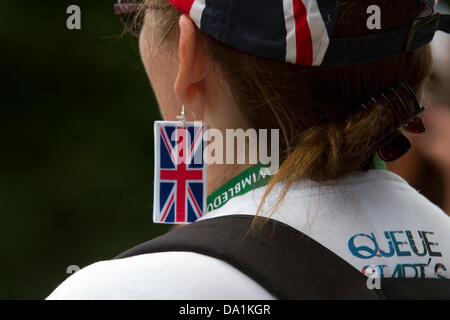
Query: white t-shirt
[{"left": 47, "top": 170, "right": 450, "bottom": 300}]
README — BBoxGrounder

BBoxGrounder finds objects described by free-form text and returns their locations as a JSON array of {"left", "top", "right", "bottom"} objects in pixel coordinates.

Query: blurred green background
[
  {"left": 0, "top": 0, "right": 170, "bottom": 299},
  {"left": 1, "top": 0, "right": 450, "bottom": 300}
]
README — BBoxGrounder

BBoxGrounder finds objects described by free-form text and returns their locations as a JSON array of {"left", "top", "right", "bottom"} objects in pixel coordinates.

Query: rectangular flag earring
[{"left": 153, "top": 106, "right": 207, "bottom": 224}]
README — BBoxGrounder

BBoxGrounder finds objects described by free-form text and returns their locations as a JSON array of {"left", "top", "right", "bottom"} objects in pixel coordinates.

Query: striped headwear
[{"left": 168, "top": 0, "right": 450, "bottom": 66}]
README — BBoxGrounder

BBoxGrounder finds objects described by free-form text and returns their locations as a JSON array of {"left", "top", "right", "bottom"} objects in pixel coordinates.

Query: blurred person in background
[{"left": 387, "top": 3, "right": 450, "bottom": 214}]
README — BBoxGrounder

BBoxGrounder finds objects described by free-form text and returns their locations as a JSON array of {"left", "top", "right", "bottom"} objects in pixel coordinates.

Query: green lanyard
[
  {"left": 372, "top": 154, "right": 387, "bottom": 170},
  {"left": 206, "top": 155, "right": 386, "bottom": 213},
  {"left": 206, "top": 163, "right": 271, "bottom": 212}
]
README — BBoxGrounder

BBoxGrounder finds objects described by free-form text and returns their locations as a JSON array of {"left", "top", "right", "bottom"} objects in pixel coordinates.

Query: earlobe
[{"left": 175, "top": 15, "right": 208, "bottom": 108}]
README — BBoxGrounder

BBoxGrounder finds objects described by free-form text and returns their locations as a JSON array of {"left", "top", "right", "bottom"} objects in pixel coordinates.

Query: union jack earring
[{"left": 153, "top": 106, "right": 207, "bottom": 224}]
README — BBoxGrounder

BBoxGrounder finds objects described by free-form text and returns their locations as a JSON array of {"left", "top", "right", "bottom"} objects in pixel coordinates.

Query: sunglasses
[
  {"left": 114, "top": 0, "right": 171, "bottom": 37},
  {"left": 376, "top": 83, "right": 426, "bottom": 162}
]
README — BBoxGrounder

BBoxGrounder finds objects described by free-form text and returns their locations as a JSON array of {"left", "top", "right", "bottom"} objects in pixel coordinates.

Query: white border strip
[
  {"left": 283, "top": 0, "right": 298, "bottom": 64},
  {"left": 189, "top": 0, "right": 206, "bottom": 29},
  {"left": 302, "top": 0, "right": 330, "bottom": 66}
]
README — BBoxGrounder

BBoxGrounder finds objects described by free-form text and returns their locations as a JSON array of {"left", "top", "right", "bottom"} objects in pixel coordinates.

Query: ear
[{"left": 174, "top": 15, "right": 209, "bottom": 108}]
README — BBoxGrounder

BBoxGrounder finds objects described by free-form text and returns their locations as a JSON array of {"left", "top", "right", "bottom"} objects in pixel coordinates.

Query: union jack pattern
[
  {"left": 153, "top": 121, "right": 206, "bottom": 224},
  {"left": 169, "top": 0, "right": 332, "bottom": 66}
]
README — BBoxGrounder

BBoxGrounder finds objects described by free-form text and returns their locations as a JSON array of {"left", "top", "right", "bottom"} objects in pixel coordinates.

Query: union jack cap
[
  {"left": 169, "top": 0, "right": 449, "bottom": 66},
  {"left": 153, "top": 121, "right": 207, "bottom": 224}
]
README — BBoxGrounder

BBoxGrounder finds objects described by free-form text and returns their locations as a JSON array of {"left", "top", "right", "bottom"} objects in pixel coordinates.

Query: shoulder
[{"left": 47, "top": 251, "right": 274, "bottom": 300}]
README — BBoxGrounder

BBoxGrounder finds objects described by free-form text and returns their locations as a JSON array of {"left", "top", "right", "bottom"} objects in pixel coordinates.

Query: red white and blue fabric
[
  {"left": 153, "top": 121, "right": 207, "bottom": 224},
  {"left": 169, "top": 0, "right": 334, "bottom": 66},
  {"left": 168, "top": 0, "right": 449, "bottom": 66}
]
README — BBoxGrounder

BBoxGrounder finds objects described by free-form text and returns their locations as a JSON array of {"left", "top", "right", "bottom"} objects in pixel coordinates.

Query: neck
[
  {"left": 206, "top": 163, "right": 252, "bottom": 195},
  {"left": 200, "top": 90, "right": 251, "bottom": 195}
]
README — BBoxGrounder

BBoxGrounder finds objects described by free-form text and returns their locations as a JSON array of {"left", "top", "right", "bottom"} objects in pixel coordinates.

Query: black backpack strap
[
  {"left": 116, "top": 215, "right": 381, "bottom": 299},
  {"left": 116, "top": 215, "right": 450, "bottom": 299}
]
